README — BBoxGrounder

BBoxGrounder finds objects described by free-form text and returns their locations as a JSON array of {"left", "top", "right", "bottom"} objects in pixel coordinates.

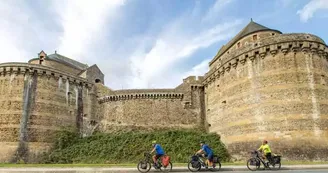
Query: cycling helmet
[
  {"left": 152, "top": 140, "right": 157, "bottom": 144},
  {"left": 263, "top": 140, "right": 268, "bottom": 144}
]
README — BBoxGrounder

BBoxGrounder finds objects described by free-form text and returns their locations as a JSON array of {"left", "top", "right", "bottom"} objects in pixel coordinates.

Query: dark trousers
[{"left": 265, "top": 153, "right": 273, "bottom": 163}]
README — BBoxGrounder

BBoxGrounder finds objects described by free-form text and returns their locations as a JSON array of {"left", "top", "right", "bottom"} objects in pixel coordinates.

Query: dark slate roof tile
[{"left": 47, "top": 53, "right": 88, "bottom": 70}]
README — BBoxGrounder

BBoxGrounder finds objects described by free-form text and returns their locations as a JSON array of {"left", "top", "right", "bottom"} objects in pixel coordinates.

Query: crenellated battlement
[
  {"left": 0, "top": 63, "right": 93, "bottom": 88},
  {"left": 98, "top": 92, "right": 184, "bottom": 103},
  {"left": 210, "top": 33, "right": 326, "bottom": 67},
  {"left": 204, "top": 33, "right": 328, "bottom": 86},
  {"left": 114, "top": 89, "right": 177, "bottom": 94}
]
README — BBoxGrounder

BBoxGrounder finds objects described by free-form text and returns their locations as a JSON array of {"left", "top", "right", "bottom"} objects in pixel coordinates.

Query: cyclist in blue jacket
[
  {"left": 196, "top": 141, "right": 214, "bottom": 167},
  {"left": 150, "top": 140, "right": 165, "bottom": 167}
]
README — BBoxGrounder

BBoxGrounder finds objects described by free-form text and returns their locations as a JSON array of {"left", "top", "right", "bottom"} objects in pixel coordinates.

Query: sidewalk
[{"left": 0, "top": 164, "right": 328, "bottom": 172}]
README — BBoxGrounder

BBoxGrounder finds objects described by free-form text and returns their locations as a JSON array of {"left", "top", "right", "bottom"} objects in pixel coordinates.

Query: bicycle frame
[
  {"left": 143, "top": 153, "right": 162, "bottom": 167},
  {"left": 195, "top": 154, "right": 208, "bottom": 167},
  {"left": 252, "top": 151, "right": 269, "bottom": 167}
]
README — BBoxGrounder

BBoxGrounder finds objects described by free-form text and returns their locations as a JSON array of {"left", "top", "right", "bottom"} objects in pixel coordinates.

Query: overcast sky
[{"left": 0, "top": 0, "right": 327, "bottom": 89}]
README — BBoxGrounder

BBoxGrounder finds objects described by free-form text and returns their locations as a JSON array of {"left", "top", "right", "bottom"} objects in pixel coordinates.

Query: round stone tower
[{"left": 203, "top": 20, "right": 328, "bottom": 160}]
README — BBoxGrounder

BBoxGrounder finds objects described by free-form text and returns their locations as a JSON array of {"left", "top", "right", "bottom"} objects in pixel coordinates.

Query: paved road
[{"left": 0, "top": 168, "right": 328, "bottom": 173}]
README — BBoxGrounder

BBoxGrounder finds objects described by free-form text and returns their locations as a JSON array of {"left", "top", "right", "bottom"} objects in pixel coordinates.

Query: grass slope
[{"left": 42, "top": 130, "right": 229, "bottom": 164}]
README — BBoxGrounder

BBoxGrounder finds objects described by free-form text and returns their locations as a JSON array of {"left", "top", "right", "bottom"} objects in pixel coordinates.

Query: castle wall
[
  {"left": 96, "top": 76, "right": 205, "bottom": 132},
  {"left": 0, "top": 69, "right": 25, "bottom": 163},
  {"left": 204, "top": 33, "right": 328, "bottom": 161},
  {"left": 0, "top": 63, "right": 92, "bottom": 163}
]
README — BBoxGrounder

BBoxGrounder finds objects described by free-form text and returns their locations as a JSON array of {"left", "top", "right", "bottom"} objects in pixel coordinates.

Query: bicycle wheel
[
  {"left": 188, "top": 160, "right": 201, "bottom": 172},
  {"left": 160, "top": 161, "right": 172, "bottom": 172},
  {"left": 247, "top": 158, "right": 260, "bottom": 171},
  {"left": 210, "top": 161, "right": 221, "bottom": 172},
  {"left": 137, "top": 160, "right": 151, "bottom": 173}
]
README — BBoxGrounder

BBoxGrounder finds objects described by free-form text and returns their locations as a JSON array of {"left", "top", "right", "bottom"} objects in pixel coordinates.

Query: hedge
[{"left": 42, "top": 130, "right": 229, "bottom": 164}]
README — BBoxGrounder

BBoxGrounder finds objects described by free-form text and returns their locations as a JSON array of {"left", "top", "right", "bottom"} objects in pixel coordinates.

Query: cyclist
[
  {"left": 196, "top": 141, "right": 214, "bottom": 167},
  {"left": 150, "top": 140, "right": 165, "bottom": 168},
  {"left": 258, "top": 140, "right": 273, "bottom": 165}
]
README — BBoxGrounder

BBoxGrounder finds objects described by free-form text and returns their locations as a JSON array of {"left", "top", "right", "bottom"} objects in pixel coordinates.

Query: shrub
[{"left": 43, "top": 130, "right": 230, "bottom": 164}]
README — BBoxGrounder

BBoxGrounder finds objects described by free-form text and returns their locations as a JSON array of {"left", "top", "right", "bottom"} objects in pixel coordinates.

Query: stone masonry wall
[
  {"left": 0, "top": 63, "right": 92, "bottom": 163},
  {"left": 0, "top": 69, "right": 25, "bottom": 163},
  {"left": 96, "top": 76, "right": 205, "bottom": 133},
  {"left": 86, "top": 65, "right": 104, "bottom": 84},
  {"left": 204, "top": 33, "right": 328, "bottom": 161}
]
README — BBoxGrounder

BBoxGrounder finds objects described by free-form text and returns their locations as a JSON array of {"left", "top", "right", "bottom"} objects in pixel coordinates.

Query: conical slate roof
[
  {"left": 213, "top": 20, "right": 282, "bottom": 61},
  {"left": 236, "top": 20, "right": 276, "bottom": 41}
]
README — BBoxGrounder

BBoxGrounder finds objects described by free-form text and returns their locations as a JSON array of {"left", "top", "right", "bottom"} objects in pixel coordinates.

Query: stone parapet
[
  {"left": 98, "top": 92, "right": 184, "bottom": 103},
  {"left": 114, "top": 89, "right": 177, "bottom": 94},
  {"left": 205, "top": 34, "right": 328, "bottom": 86},
  {"left": 210, "top": 33, "right": 326, "bottom": 66},
  {"left": 0, "top": 63, "right": 93, "bottom": 88}
]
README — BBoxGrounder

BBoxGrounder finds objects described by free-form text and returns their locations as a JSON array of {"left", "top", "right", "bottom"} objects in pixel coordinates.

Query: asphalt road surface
[{"left": 0, "top": 168, "right": 328, "bottom": 173}]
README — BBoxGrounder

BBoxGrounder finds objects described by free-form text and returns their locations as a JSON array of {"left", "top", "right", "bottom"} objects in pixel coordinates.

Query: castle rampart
[
  {"left": 203, "top": 30, "right": 328, "bottom": 160},
  {"left": 0, "top": 63, "right": 93, "bottom": 162},
  {"left": 95, "top": 76, "right": 205, "bottom": 133}
]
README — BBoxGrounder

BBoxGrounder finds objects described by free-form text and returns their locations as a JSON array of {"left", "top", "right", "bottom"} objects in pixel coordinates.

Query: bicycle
[
  {"left": 246, "top": 150, "right": 281, "bottom": 171},
  {"left": 187, "top": 153, "right": 221, "bottom": 172},
  {"left": 137, "top": 152, "right": 173, "bottom": 173}
]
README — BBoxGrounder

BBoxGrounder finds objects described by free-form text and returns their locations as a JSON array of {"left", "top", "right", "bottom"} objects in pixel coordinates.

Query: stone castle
[{"left": 0, "top": 20, "right": 327, "bottom": 162}]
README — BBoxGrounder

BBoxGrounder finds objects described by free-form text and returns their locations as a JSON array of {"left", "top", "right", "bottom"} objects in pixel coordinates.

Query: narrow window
[
  {"left": 253, "top": 35, "right": 258, "bottom": 41},
  {"left": 95, "top": 79, "right": 101, "bottom": 83},
  {"left": 237, "top": 42, "right": 241, "bottom": 48},
  {"left": 272, "top": 33, "right": 275, "bottom": 36},
  {"left": 67, "top": 92, "right": 72, "bottom": 105},
  {"left": 39, "top": 56, "right": 44, "bottom": 65}
]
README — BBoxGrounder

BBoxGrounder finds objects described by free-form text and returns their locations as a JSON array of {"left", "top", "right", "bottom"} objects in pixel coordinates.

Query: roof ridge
[{"left": 47, "top": 53, "right": 88, "bottom": 70}]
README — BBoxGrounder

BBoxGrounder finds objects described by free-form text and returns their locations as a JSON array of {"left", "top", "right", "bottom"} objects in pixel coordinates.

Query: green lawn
[{"left": 0, "top": 161, "right": 327, "bottom": 168}]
